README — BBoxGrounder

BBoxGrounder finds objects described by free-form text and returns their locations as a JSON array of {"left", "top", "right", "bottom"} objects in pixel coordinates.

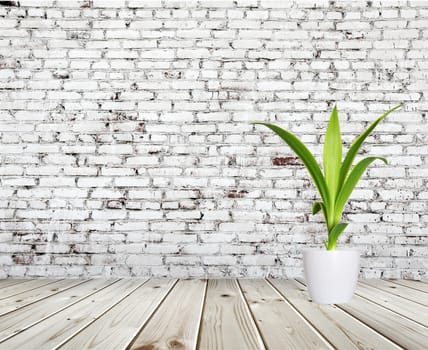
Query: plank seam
[
  {"left": 0, "top": 280, "right": 30, "bottom": 289},
  {"left": 389, "top": 279, "right": 428, "bottom": 293},
  {"left": 359, "top": 280, "right": 428, "bottom": 307},
  {"left": 336, "top": 298, "right": 421, "bottom": 348},
  {"left": 0, "top": 279, "right": 92, "bottom": 317},
  {"left": 294, "top": 279, "right": 407, "bottom": 350},
  {"left": 0, "top": 279, "right": 119, "bottom": 344},
  {"left": 265, "top": 279, "right": 335, "bottom": 350},
  {"left": 0, "top": 280, "right": 62, "bottom": 301},
  {"left": 353, "top": 290, "right": 428, "bottom": 328},
  {"left": 194, "top": 279, "right": 208, "bottom": 350},
  {"left": 235, "top": 279, "right": 268, "bottom": 350},
  {"left": 52, "top": 279, "right": 150, "bottom": 350},
  {"left": 123, "top": 279, "right": 179, "bottom": 350}
]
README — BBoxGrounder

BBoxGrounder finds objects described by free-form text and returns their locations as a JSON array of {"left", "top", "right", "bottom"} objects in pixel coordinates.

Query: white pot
[{"left": 303, "top": 249, "right": 360, "bottom": 304}]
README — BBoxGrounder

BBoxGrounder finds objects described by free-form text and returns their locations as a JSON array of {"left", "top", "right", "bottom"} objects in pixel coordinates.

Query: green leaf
[
  {"left": 326, "top": 223, "right": 348, "bottom": 250},
  {"left": 335, "top": 156, "right": 388, "bottom": 222},
  {"left": 312, "top": 201, "right": 327, "bottom": 223},
  {"left": 252, "top": 105, "right": 400, "bottom": 251},
  {"left": 337, "top": 105, "right": 401, "bottom": 192},
  {"left": 253, "top": 123, "right": 330, "bottom": 207},
  {"left": 323, "top": 105, "right": 342, "bottom": 202},
  {"left": 312, "top": 202, "right": 323, "bottom": 215}
]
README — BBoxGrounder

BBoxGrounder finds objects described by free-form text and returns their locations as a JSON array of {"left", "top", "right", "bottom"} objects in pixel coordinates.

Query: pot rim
[{"left": 302, "top": 247, "right": 360, "bottom": 253}]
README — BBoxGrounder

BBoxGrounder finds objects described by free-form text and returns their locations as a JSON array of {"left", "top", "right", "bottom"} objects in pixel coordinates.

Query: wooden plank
[
  {"left": 361, "top": 279, "right": 428, "bottom": 307},
  {"left": 130, "top": 279, "right": 207, "bottom": 350},
  {"left": 238, "top": 279, "right": 331, "bottom": 350},
  {"left": 0, "top": 279, "right": 58, "bottom": 299},
  {"left": 269, "top": 279, "right": 402, "bottom": 350},
  {"left": 0, "top": 279, "right": 145, "bottom": 349},
  {"left": 0, "top": 279, "right": 116, "bottom": 342},
  {"left": 292, "top": 281, "right": 428, "bottom": 349},
  {"left": 0, "top": 280, "right": 29, "bottom": 289},
  {"left": 355, "top": 282, "right": 428, "bottom": 326},
  {"left": 337, "top": 297, "right": 428, "bottom": 349},
  {"left": 390, "top": 279, "right": 428, "bottom": 294},
  {"left": 0, "top": 279, "right": 86, "bottom": 316},
  {"left": 58, "top": 279, "right": 176, "bottom": 350},
  {"left": 199, "top": 279, "right": 265, "bottom": 350}
]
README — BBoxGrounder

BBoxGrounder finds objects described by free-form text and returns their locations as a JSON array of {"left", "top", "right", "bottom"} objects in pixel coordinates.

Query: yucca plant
[{"left": 254, "top": 105, "right": 401, "bottom": 250}]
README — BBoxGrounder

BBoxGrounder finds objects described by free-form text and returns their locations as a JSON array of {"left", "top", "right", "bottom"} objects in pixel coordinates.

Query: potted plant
[{"left": 254, "top": 104, "right": 401, "bottom": 304}]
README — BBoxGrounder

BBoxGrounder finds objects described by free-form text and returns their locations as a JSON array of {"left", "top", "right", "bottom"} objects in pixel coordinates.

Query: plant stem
[{"left": 326, "top": 241, "right": 336, "bottom": 250}]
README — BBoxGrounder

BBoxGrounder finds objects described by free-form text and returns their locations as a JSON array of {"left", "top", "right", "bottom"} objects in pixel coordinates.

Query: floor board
[
  {"left": 0, "top": 278, "right": 426, "bottom": 350},
  {"left": 0, "top": 280, "right": 143, "bottom": 350},
  {"left": 355, "top": 282, "right": 428, "bottom": 326},
  {"left": 129, "top": 279, "right": 206, "bottom": 350},
  {"left": 390, "top": 279, "right": 428, "bottom": 293},
  {"left": 238, "top": 279, "right": 331, "bottom": 349},
  {"left": 360, "top": 279, "right": 428, "bottom": 306},
  {"left": 0, "top": 279, "right": 58, "bottom": 300},
  {"left": 269, "top": 279, "right": 401, "bottom": 350},
  {"left": 0, "top": 279, "right": 116, "bottom": 342},
  {"left": 199, "top": 279, "right": 264, "bottom": 350},
  {"left": 0, "top": 280, "right": 29, "bottom": 289},
  {"left": 0, "top": 279, "right": 86, "bottom": 316},
  {"left": 59, "top": 279, "right": 176, "bottom": 350}
]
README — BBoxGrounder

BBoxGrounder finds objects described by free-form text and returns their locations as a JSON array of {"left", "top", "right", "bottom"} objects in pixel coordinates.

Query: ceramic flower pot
[{"left": 303, "top": 249, "right": 360, "bottom": 304}]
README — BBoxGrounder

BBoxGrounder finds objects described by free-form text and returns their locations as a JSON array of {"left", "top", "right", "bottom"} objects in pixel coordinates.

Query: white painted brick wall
[{"left": 0, "top": 0, "right": 427, "bottom": 279}]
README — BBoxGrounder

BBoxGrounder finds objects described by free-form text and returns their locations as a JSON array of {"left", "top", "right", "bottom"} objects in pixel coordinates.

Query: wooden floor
[{"left": 0, "top": 279, "right": 427, "bottom": 349}]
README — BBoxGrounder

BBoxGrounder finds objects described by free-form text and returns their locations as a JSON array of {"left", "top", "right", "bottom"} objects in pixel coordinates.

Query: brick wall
[{"left": 0, "top": 0, "right": 427, "bottom": 278}]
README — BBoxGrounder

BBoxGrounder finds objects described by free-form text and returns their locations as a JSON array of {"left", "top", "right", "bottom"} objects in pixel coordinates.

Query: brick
[
  {"left": 63, "top": 81, "right": 98, "bottom": 90},
  {"left": 0, "top": 1, "right": 425, "bottom": 279},
  {"left": 77, "top": 177, "right": 112, "bottom": 187},
  {"left": 93, "top": 0, "right": 125, "bottom": 7},
  {"left": 241, "top": 255, "right": 277, "bottom": 265},
  {"left": 150, "top": 222, "right": 186, "bottom": 231},
  {"left": 128, "top": 0, "right": 161, "bottom": 7},
  {"left": 126, "top": 255, "right": 162, "bottom": 266}
]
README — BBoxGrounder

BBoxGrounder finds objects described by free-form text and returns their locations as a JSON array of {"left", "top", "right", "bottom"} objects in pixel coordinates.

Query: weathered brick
[{"left": 0, "top": 0, "right": 425, "bottom": 279}]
